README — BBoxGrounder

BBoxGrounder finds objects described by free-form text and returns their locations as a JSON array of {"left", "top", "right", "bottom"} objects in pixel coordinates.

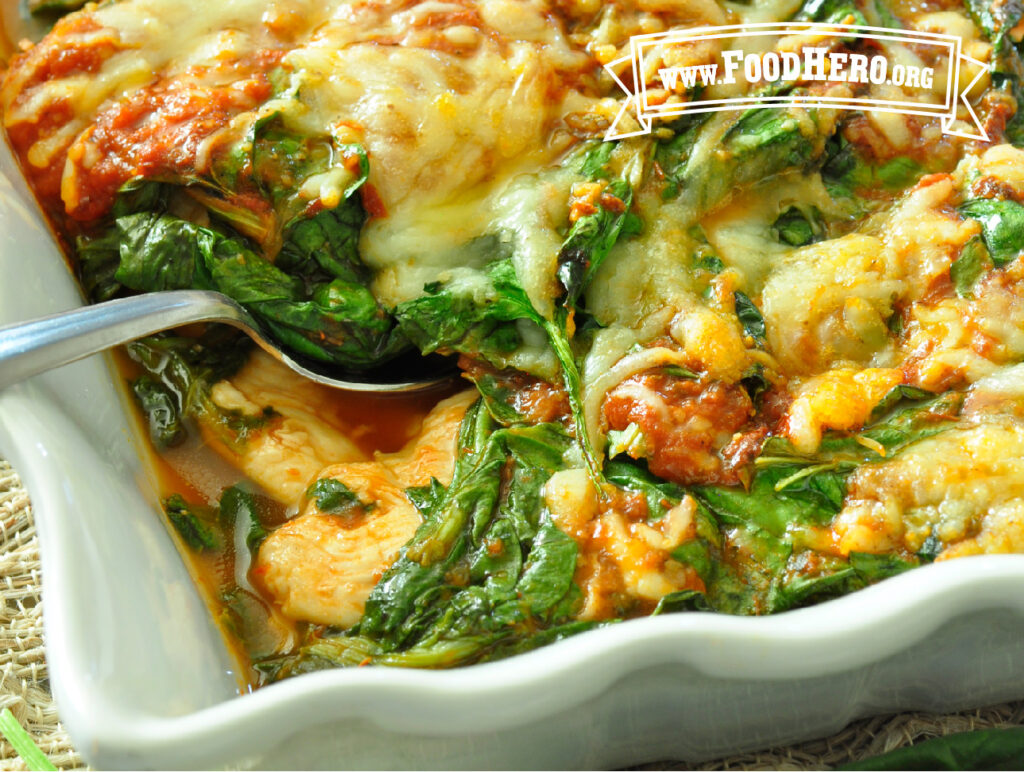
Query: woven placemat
[
  {"left": 0, "top": 459, "right": 82, "bottom": 771},
  {"left": 1, "top": 455, "right": 1022, "bottom": 771}
]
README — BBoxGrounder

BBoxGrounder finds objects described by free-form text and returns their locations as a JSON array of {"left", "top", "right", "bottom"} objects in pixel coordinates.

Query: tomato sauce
[
  {"left": 603, "top": 373, "right": 754, "bottom": 486},
  {"left": 65, "top": 54, "right": 283, "bottom": 221}
]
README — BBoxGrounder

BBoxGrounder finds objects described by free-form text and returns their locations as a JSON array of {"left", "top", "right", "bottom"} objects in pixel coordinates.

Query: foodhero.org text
[{"left": 660, "top": 48, "right": 935, "bottom": 91}]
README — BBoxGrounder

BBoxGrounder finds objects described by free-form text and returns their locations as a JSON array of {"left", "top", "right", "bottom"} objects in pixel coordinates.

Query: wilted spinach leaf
[
  {"left": 794, "top": 0, "right": 867, "bottom": 26},
  {"left": 734, "top": 291, "right": 767, "bottom": 346},
  {"left": 848, "top": 551, "right": 918, "bottom": 580},
  {"left": 127, "top": 327, "right": 258, "bottom": 448},
  {"left": 394, "top": 258, "right": 536, "bottom": 363},
  {"left": 99, "top": 196, "right": 405, "bottom": 368},
  {"left": 305, "top": 478, "right": 373, "bottom": 516},
  {"left": 260, "top": 399, "right": 592, "bottom": 674},
  {"left": 557, "top": 179, "right": 642, "bottom": 306},
  {"left": 651, "top": 589, "right": 711, "bottom": 615},
  {"left": 962, "top": 0, "right": 1024, "bottom": 54},
  {"left": 772, "top": 205, "right": 824, "bottom": 246},
  {"left": 604, "top": 457, "right": 686, "bottom": 518},
  {"left": 822, "top": 138, "right": 925, "bottom": 205},
  {"left": 27, "top": 0, "right": 87, "bottom": 15},
  {"left": 695, "top": 462, "right": 843, "bottom": 539},
  {"left": 219, "top": 485, "right": 269, "bottom": 553},
  {"left": 396, "top": 258, "right": 600, "bottom": 478},
  {"left": 77, "top": 135, "right": 407, "bottom": 371},
  {"left": 164, "top": 494, "right": 220, "bottom": 551},
  {"left": 132, "top": 376, "right": 185, "bottom": 448},
  {"left": 950, "top": 237, "right": 993, "bottom": 298},
  {"left": 958, "top": 198, "right": 1024, "bottom": 267}
]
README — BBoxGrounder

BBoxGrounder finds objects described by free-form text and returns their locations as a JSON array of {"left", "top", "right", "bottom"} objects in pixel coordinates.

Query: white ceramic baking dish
[{"left": 3, "top": 85, "right": 1024, "bottom": 771}]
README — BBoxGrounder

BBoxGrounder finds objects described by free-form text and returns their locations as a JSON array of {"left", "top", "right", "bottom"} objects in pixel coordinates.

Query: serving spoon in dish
[{"left": 0, "top": 289, "right": 456, "bottom": 392}]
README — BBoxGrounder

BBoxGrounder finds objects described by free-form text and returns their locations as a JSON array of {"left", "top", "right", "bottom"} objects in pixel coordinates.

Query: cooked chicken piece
[
  {"left": 254, "top": 390, "right": 475, "bottom": 627},
  {"left": 254, "top": 462, "right": 422, "bottom": 628},
  {"left": 377, "top": 389, "right": 477, "bottom": 487},
  {"left": 200, "top": 351, "right": 367, "bottom": 506}
]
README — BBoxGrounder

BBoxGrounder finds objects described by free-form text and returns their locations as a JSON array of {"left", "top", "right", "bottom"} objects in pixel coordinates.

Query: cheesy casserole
[{"left": 3, "top": 0, "right": 1024, "bottom": 677}]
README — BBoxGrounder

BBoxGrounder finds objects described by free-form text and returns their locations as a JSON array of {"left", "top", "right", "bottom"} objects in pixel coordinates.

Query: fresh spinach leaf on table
[{"left": 840, "top": 726, "right": 1024, "bottom": 770}]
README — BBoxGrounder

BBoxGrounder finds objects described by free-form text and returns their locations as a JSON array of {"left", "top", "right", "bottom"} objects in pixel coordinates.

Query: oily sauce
[{"left": 114, "top": 347, "right": 461, "bottom": 690}]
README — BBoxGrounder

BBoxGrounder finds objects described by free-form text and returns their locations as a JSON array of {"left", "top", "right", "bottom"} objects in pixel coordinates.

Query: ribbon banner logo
[{"left": 604, "top": 23, "right": 989, "bottom": 142}]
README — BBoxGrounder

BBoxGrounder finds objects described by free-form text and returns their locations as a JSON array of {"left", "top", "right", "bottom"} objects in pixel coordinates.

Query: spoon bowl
[{"left": 0, "top": 289, "right": 456, "bottom": 392}]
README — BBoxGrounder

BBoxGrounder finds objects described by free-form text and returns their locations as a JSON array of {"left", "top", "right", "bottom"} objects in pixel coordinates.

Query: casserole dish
[
  {"left": 6, "top": 0, "right": 1024, "bottom": 761},
  {"left": 5, "top": 133, "right": 1024, "bottom": 769}
]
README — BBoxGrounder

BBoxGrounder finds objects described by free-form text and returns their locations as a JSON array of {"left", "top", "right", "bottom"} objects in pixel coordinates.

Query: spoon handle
[{"left": 0, "top": 290, "right": 252, "bottom": 390}]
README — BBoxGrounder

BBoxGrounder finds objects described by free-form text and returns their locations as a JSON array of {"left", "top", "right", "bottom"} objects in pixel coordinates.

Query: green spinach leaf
[
  {"left": 164, "top": 494, "right": 220, "bottom": 551},
  {"left": 840, "top": 727, "right": 1024, "bottom": 770},
  {"left": 263, "top": 399, "right": 591, "bottom": 674},
  {"left": 219, "top": 485, "right": 269, "bottom": 553},
  {"left": 305, "top": 478, "right": 374, "bottom": 516},
  {"left": 656, "top": 105, "right": 829, "bottom": 212},
  {"left": 734, "top": 291, "right": 767, "bottom": 347},
  {"left": 127, "top": 328, "right": 258, "bottom": 448},
  {"left": 772, "top": 205, "right": 824, "bottom": 246},
  {"left": 959, "top": 198, "right": 1024, "bottom": 267},
  {"left": 396, "top": 259, "right": 600, "bottom": 478},
  {"left": 557, "top": 179, "right": 642, "bottom": 306},
  {"left": 950, "top": 237, "right": 993, "bottom": 298}
]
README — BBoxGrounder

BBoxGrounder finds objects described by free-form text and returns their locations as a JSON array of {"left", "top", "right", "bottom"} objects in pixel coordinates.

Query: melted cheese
[
  {"left": 543, "top": 469, "right": 702, "bottom": 619},
  {"left": 762, "top": 233, "right": 904, "bottom": 376},
  {"left": 281, "top": 0, "right": 592, "bottom": 210},
  {"left": 3, "top": 0, "right": 310, "bottom": 135},
  {"left": 585, "top": 207, "right": 698, "bottom": 331},
  {"left": 3, "top": 0, "right": 603, "bottom": 311},
  {"left": 698, "top": 172, "right": 845, "bottom": 295},
  {"left": 834, "top": 420, "right": 1024, "bottom": 557},
  {"left": 363, "top": 167, "right": 577, "bottom": 312},
  {"left": 785, "top": 367, "right": 904, "bottom": 454},
  {"left": 3, "top": 0, "right": 743, "bottom": 317}
]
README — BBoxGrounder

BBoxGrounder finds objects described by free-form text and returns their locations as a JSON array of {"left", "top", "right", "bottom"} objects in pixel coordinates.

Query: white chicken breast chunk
[
  {"left": 201, "top": 351, "right": 368, "bottom": 506},
  {"left": 255, "top": 390, "right": 476, "bottom": 627}
]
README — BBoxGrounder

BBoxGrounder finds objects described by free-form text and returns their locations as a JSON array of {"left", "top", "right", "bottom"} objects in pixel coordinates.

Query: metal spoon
[{"left": 0, "top": 289, "right": 455, "bottom": 392}]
